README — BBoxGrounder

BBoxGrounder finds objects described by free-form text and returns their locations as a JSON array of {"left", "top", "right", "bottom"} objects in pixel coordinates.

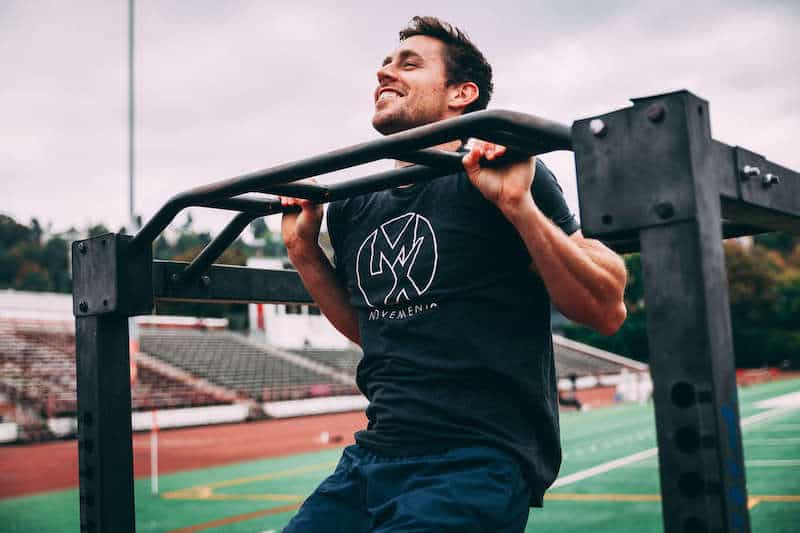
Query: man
[{"left": 280, "top": 16, "right": 627, "bottom": 532}]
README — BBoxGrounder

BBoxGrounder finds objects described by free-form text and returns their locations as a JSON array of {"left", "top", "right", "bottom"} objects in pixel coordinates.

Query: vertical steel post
[
  {"left": 638, "top": 95, "right": 749, "bottom": 532},
  {"left": 573, "top": 91, "right": 750, "bottom": 532},
  {"left": 75, "top": 315, "right": 136, "bottom": 533},
  {"left": 73, "top": 234, "right": 152, "bottom": 532}
]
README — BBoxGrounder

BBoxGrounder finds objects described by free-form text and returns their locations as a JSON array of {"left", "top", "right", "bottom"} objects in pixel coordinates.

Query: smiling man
[{"left": 280, "top": 16, "right": 627, "bottom": 532}]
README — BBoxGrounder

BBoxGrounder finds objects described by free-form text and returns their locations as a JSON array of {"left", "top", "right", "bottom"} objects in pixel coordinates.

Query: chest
[{"left": 332, "top": 176, "right": 529, "bottom": 308}]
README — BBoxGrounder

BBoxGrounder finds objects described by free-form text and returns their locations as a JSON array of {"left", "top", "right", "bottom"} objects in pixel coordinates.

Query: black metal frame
[{"left": 72, "top": 92, "right": 799, "bottom": 532}]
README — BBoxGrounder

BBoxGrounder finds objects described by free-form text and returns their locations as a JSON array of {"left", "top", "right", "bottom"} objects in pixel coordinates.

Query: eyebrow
[{"left": 382, "top": 49, "right": 423, "bottom": 67}]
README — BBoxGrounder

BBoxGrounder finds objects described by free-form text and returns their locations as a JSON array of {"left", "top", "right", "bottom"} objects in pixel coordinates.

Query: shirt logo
[{"left": 355, "top": 212, "right": 438, "bottom": 308}]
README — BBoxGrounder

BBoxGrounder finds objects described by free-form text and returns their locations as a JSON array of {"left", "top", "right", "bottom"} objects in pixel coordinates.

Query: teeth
[{"left": 378, "top": 90, "right": 400, "bottom": 101}]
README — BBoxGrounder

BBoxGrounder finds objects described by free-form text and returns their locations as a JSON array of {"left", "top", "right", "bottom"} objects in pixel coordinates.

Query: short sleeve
[
  {"left": 531, "top": 159, "right": 580, "bottom": 236},
  {"left": 324, "top": 201, "right": 348, "bottom": 285}
]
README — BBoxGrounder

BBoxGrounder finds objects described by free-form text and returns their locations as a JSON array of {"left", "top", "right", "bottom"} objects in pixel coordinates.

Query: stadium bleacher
[
  {"left": 138, "top": 329, "right": 358, "bottom": 402},
  {"left": 0, "top": 319, "right": 227, "bottom": 420},
  {"left": 289, "top": 348, "right": 362, "bottom": 376}
]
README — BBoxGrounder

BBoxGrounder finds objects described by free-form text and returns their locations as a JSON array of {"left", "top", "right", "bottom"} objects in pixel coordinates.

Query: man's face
[{"left": 372, "top": 35, "right": 452, "bottom": 135}]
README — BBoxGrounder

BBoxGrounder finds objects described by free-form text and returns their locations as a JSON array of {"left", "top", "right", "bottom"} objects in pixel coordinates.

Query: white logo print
[{"left": 355, "top": 213, "right": 438, "bottom": 307}]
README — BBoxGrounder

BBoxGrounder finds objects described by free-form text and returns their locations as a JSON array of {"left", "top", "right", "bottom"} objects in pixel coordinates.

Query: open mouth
[{"left": 376, "top": 88, "right": 404, "bottom": 103}]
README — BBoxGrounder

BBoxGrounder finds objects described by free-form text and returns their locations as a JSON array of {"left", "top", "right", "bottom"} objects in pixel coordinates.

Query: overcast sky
[{"left": 2, "top": 0, "right": 798, "bottom": 238}]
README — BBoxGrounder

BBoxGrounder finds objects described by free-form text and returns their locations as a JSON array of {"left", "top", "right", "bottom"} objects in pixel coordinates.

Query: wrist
[{"left": 500, "top": 195, "right": 540, "bottom": 226}]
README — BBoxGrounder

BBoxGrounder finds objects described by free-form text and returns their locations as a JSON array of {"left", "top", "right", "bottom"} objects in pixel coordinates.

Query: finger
[{"left": 485, "top": 143, "right": 497, "bottom": 160}]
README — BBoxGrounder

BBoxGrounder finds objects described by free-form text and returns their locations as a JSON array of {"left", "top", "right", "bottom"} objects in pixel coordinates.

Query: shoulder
[{"left": 532, "top": 159, "right": 580, "bottom": 235}]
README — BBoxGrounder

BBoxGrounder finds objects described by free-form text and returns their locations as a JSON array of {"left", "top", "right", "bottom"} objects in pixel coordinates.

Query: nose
[{"left": 376, "top": 63, "right": 398, "bottom": 84}]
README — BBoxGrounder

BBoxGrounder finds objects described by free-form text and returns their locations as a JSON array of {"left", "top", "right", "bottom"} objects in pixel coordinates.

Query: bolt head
[
  {"left": 646, "top": 104, "right": 666, "bottom": 123},
  {"left": 170, "top": 273, "right": 180, "bottom": 284},
  {"left": 740, "top": 165, "right": 760, "bottom": 181},
  {"left": 589, "top": 119, "right": 607, "bottom": 138},
  {"left": 78, "top": 242, "right": 87, "bottom": 254},
  {"left": 654, "top": 202, "right": 675, "bottom": 220},
  {"left": 200, "top": 275, "right": 211, "bottom": 287},
  {"left": 79, "top": 301, "right": 89, "bottom": 313}
]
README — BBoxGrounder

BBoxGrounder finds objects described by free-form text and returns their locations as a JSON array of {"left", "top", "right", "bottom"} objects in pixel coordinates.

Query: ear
[{"left": 448, "top": 82, "right": 479, "bottom": 112}]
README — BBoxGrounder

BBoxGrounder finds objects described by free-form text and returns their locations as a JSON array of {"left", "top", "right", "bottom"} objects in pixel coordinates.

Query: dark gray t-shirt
[{"left": 326, "top": 159, "right": 579, "bottom": 506}]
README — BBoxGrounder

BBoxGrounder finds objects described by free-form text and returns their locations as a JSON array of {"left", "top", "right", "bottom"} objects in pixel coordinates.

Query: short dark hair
[{"left": 399, "top": 16, "right": 493, "bottom": 114}]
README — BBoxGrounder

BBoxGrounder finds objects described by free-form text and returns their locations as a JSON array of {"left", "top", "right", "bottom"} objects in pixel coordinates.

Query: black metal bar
[
  {"left": 396, "top": 148, "right": 465, "bottom": 169},
  {"left": 154, "top": 261, "right": 313, "bottom": 304},
  {"left": 131, "top": 110, "right": 571, "bottom": 250},
  {"left": 603, "top": 221, "right": 770, "bottom": 255},
  {"left": 75, "top": 315, "right": 135, "bottom": 533},
  {"left": 261, "top": 182, "right": 331, "bottom": 201},
  {"left": 207, "top": 197, "right": 284, "bottom": 215},
  {"left": 641, "top": 221, "right": 748, "bottom": 533},
  {"left": 326, "top": 164, "right": 456, "bottom": 200},
  {"left": 179, "top": 212, "right": 260, "bottom": 284}
]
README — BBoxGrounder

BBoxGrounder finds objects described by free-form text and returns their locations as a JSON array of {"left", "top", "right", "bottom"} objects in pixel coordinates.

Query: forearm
[
  {"left": 506, "top": 200, "right": 627, "bottom": 335},
  {"left": 288, "top": 244, "right": 361, "bottom": 345}
]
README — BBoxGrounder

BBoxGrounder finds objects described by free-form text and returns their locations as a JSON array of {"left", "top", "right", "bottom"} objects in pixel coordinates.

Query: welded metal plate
[
  {"left": 72, "top": 234, "right": 153, "bottom": 317},
  {"left": 573, "top": 91, "right": 710, "bottom": 238}
]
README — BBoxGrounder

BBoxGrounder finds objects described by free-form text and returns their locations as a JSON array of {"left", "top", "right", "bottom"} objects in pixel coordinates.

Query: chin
[{"left": 372, "top": 115, "right": 406, "bottom": 136}]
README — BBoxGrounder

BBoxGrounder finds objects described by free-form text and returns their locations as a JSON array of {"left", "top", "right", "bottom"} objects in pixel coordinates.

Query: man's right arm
[{"left": 280, "top": 196, "right": 361, "bottom": 346}]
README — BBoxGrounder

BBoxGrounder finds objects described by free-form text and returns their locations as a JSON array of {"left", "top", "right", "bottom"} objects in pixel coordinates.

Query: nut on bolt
[
  {"left": 762, "top": 173, "right": 780, "bottom": 188},
  {"left": 79, "top": 301, "right": 89, "bottom": 313},
  {"left": 740, "top": 165, "right": 760, "bottom": 182},
  {"left": 589, "top": 119, "right": 607, "bottom": 138},
  {"left": 646, "top": 104, "right": 666, "bottom": 123}
]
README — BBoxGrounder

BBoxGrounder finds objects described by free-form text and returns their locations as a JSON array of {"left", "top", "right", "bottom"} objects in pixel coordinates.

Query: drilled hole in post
[{"left": 671, "top": 382, "right": 696, "bottom": 408}]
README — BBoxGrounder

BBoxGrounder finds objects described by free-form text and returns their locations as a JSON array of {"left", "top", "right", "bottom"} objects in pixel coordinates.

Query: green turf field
[{"left": 2, "top": 378, "right": 799, "bottom": 532}]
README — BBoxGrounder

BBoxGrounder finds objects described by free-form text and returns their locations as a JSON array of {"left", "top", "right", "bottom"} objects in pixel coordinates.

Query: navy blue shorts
[{"left": 283, "top": 444, "right": 531, "bottom": 532}]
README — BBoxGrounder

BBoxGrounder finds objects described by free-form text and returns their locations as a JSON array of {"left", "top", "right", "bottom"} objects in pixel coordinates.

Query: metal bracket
[
  {"left": 72, "top": 233, "right": 153, "bottom": 317},
  {"left": 573, "top": 91, "right": 712, "bottom": 238}
]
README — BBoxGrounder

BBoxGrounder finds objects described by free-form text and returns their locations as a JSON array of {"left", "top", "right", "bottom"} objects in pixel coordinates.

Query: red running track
[{"left": 0, "top": 411, "right": 368, "bottom": 499}]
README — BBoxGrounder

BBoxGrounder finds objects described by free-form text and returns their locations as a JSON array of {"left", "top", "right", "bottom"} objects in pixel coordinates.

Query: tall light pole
[{"left": 128, "top": 0, "right": 136, "bottom": 231}]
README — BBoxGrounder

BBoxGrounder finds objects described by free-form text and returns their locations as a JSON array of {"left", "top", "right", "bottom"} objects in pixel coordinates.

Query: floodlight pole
[{"left": 128, "top": 0, "right": 136, "bottom": 229}]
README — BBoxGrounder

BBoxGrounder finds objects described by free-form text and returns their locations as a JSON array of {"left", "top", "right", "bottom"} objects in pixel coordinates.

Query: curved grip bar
[{"left": 131, "top": 109, "right": 571, "bottom": 250}]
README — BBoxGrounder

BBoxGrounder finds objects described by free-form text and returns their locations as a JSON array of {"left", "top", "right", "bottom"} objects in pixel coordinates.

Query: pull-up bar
[
  {"left": 72, "top": 90, "right": 799, "bottom": 533},
  {"left": 131, "top": 109, "right": 571, "bottom": 251}
]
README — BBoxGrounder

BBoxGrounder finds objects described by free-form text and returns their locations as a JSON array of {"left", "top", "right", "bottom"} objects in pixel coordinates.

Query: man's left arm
[{"left": 463, "top": 142, "right": 627, "bottom": 336}]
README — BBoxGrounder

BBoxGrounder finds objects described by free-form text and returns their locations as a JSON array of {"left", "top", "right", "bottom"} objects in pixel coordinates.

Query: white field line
[
  {"left": 755, "top": 391, "right": 800, "bottom": 409},
  {"left": 552, "top": 405, "right": 798, "bottom": 489},
  {"left": 626, "top": 459, "right": 800, "bottom": 469},
  {"left": 551, "top": 448, "right": 657, "bottom": 488},
  {"left": 745, "top": 438, "right": 800, "bottom": 445},
  {"left": 746, "top": 459, "right": 800, "bottom": 467}
]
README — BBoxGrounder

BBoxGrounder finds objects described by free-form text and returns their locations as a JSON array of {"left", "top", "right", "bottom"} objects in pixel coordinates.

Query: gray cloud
[{"left": 2, "top": 0, "right": 797, "bottom": 237}]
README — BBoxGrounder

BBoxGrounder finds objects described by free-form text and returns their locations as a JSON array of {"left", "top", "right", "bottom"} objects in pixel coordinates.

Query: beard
[{"left": 372, "top": 100, "right": 441, "bottom": 135}]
